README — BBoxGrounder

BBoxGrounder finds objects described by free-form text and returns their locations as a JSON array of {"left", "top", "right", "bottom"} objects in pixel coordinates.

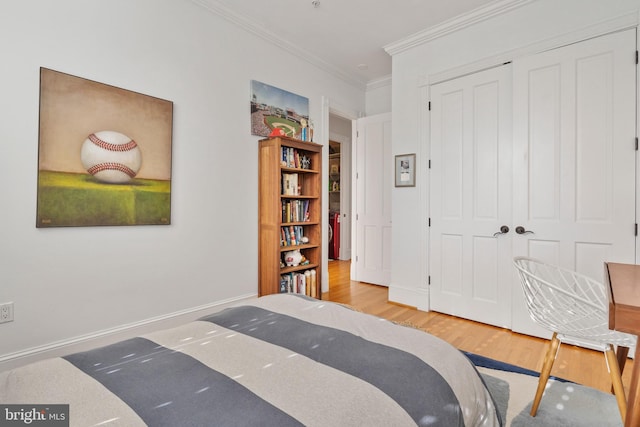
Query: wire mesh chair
[{"left": 513, "top": 256, "right": 636, "bottom": 422}]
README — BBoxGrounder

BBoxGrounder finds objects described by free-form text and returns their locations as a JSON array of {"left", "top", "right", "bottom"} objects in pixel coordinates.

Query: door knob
[
  {"left": 493, "top": 225, "right": 510, "bottom": 237},
  {"left": 515, "top": 226, "right": 534, "bottom": 235}
]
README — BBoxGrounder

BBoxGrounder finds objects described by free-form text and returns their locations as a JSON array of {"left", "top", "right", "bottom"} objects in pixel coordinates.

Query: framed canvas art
[
  {"left": 37, "top": 68, "right": 173, "bottom": 227},
  {"left": 250, "top": 80, "right": 310, "bottom": 140},
  {"left": 395, "top": 153, "right": 416, "bottom": 187}
]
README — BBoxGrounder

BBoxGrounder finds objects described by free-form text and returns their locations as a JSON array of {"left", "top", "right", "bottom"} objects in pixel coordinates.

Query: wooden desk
[{"left": 605, "top": 262, "right": 640, "bottom": 427}]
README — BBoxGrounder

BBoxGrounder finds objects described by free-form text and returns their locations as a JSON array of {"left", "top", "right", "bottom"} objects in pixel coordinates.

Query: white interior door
[
  {"left": 353, "top": 113, "right": 392, "bottom": 286},
  {"left": 511, "top": 29, "right": 637, "bottom": 337},
  {"left": 429, "top": 65, "right": 513, "bottom": 328}
]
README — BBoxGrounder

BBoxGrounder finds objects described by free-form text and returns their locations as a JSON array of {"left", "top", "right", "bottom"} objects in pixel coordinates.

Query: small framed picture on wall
[{"left": 395, "top": 153, "right": 416, "bottom": 187}]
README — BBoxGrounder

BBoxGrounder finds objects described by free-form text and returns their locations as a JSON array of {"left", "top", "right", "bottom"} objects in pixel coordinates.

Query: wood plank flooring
[{"left": 323, "top": 260, "right": 634, "bottom": 395}]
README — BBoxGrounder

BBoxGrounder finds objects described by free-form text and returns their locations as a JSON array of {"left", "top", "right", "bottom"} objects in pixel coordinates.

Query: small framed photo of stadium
[
  {"left": 250, "top": 80, "right": 309, "bottom": 139},
  {"left": 36, "top": 67, "right": 173, "bottom": 228},
  {"left": 395, "top": 153, "right": 416, "bottom": 187}
]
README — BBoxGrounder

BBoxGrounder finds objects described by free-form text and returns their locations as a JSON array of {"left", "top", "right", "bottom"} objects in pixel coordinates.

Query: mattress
[{"left": 0, "top": 294, "right": 501, "bottom": 426}]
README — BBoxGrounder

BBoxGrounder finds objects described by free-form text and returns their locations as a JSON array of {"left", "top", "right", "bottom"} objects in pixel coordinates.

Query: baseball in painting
[
  {"left": 36, "top": 68, "right": 173, "bottom": 227},
  {"left": 250, "top": 80, "right": 310, "bottom": 140}
]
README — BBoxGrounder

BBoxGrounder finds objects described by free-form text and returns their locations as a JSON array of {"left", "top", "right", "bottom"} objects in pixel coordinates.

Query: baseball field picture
[
  {"left": 250, "top": 80, "right": 309, "bottom": 138},
  {"left": 37, "top": 68, "right": 173, "bottom": 227}
]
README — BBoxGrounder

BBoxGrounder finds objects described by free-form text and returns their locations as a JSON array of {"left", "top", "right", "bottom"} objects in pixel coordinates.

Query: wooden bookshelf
[{"left": 258, "top": 136, "right": 322, "bottom": 298}]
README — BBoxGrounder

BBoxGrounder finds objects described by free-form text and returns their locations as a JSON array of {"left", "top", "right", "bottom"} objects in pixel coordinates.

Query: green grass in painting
[
  {"left": 263, "top": 116, "right": 300, "bottom": 137},
  {"left": 37, "top": 170, "right": 171, "bottom": 227}
]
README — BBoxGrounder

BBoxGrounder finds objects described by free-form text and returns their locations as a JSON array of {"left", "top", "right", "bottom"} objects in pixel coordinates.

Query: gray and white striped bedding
[{"left": 0, "top": 294, "right": 501, "bottom": 426}]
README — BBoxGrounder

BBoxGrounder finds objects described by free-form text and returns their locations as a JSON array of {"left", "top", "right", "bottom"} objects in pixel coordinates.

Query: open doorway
[{"left": 328, "top": 113, "right": 352, "bottom": 288}]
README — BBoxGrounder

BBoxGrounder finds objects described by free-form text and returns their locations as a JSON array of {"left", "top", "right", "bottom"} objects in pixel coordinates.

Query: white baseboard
[
  {"left": 388, "top": 285, "right": 429, "bottom": 311},
  {"left": 0, "top": 294, "right": 257, "bottom": 373}
]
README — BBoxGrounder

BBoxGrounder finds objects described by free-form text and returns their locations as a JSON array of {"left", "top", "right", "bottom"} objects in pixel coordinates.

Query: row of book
[
  {"left": 281, "top": 147, "right": 312, "bottom": 169},
  {"left": 279, "top": 269, "right": 318, "bottom": 297},
  {"left": 282, "top": 199, "right": 310, "bottom": 223},
  {"left": 282, "top": 173, "right": 300, "bottom": 196},
  {"left": 281, "top": 225, "right": 305, "bottom": 246}
]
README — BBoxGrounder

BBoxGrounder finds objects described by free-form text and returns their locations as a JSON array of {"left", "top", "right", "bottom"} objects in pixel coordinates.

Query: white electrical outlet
[{"left": 0, "top": 302, "right": 14, "bottom": 324}]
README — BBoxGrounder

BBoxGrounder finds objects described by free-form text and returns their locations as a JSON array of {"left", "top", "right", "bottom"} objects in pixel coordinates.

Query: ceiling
[{"left": 192, "top": 0, "right": 519, "bottom": 88}]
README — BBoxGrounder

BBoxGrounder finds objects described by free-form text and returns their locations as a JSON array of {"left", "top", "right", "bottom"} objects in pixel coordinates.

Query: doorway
[
  {"left": 328, "top": 139, "right": 342, "bottom": 260},
  {"left": 328, "top": 113, "right": 353, "bottom": 288}
]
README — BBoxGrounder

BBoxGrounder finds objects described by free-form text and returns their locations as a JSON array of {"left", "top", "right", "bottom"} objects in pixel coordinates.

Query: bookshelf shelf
[
  {"left": 258, "top": 136, "right": 322, "bottom": 298},
  {"left": 280, "top": 263, "right": 320, "bottom": 275},
  {"left": 281, "top": 167, "right": 319, "bottom": 173},
  {"left": 281, "top": 195, "right": 316, "bottom": 199},
  {"left": 280, "top": 243, "right": 319, "bottom": 252}
]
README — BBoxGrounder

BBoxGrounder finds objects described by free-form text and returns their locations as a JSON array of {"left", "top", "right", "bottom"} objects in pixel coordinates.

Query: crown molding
[
  {"left": 384, "top": 0, "right": 536, "bottom": 56},
  {"left": 367, "top": 75, "right": 392, "bottom": 91},
  {"left": 426, "top": 10, "right": 639, "bottom": 86},
  {"left": 191, "top": 0, "right": 367, "bottom": 91}
]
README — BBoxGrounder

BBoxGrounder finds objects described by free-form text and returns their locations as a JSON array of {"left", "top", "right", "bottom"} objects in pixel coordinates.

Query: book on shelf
[
  {"left": 279, "top": 268, "right": 317, "bottom": 297},
  {"left": 281, "top": 173, "right": 299, "bottom": 196},
  {"left": 281, "top": 200, "right": 310, "bottom": 223},
  {"left": 280, "top": 225, "right": 305, "bottom": 247},
  {"left": 281, "top": 147, "right": 312, "bottom": 170},
  {"left": 289, "top": 225, "right": 297, "bottom": 245}
]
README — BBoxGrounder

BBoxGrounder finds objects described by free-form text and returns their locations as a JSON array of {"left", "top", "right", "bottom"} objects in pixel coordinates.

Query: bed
[{"left": 0, "top": 294, "right": 501, "bottom": 426}]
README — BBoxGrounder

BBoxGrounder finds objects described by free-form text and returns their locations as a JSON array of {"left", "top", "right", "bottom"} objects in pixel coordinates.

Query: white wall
[
  {"left": 388, "top": 0, "right": 640, "bottom": 309},
  {"left": 365, "top": 78, "right": 392, "bottom": 115},
  {"left": 0, "top": 0, "right": 364, "bottom": 365}
]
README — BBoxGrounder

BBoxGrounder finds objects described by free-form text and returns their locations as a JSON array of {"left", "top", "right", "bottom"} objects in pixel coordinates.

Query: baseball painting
[
  {"left": 250, "top": 80, "right": 309, "bottom": 139},
  {"left": 37, "top": 67, "right": 173, "bottom": 227}
]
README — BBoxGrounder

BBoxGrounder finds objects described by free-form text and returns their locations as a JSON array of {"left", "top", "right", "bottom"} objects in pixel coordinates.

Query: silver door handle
[
  {"left": 493, "top": 225, "right": 510, "bottom": 237},
  {"left": 515, "top": 226, "right": 534, "bottom": 235}
]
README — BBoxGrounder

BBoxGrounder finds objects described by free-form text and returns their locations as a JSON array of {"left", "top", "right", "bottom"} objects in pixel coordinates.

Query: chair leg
[
  {"left": 604, "top": 346, "right": 627, "bottom": 423},
  {"left": 531, "top": 332, "right": 561, "bottom": 417},
  {"left": 611, "top": 346, "right": 629, "bottom": 394}
]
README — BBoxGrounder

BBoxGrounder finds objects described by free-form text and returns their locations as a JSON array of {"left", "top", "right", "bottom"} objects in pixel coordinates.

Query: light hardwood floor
[{"left": 323, "top": 259, "right": 634, "bottom": 395}]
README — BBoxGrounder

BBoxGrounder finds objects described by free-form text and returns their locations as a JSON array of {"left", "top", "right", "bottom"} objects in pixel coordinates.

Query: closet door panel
[{"left": 512, "top": 29, "right": 636, "bottom": 338}]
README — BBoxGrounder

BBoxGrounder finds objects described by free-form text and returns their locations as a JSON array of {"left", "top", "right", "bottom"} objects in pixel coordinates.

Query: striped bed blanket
[{"left": 0, "top": 294, "right": 501, "bottom": 426}]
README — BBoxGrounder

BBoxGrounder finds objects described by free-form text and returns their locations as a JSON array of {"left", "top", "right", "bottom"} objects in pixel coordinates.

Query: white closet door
[
  {"left": 354, "top": 113, "right": 392, "bottom": 286},
  {"left": 429, "top": 65, "right": 513, "bottom": 328},
  {"left": 511, "top": 29, "right": 637, "bottom": 337}
]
